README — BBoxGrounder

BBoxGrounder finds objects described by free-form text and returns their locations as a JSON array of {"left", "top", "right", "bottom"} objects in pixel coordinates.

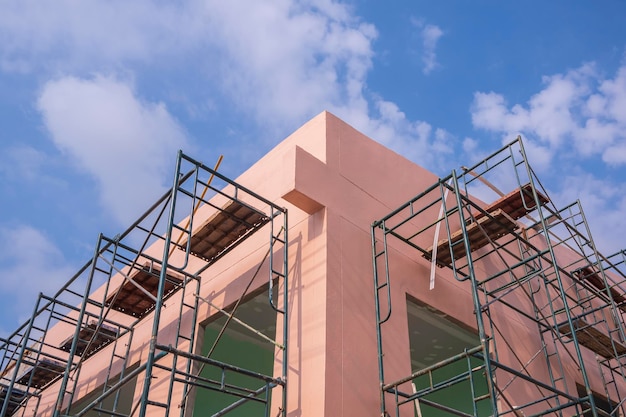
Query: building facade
[{"left": 2, "top": 111, "right": 626, "bottom": 417}]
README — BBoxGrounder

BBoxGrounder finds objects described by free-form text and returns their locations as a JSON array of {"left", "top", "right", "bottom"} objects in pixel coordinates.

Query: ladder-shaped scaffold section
[
  {"left": 0, "top": 255, "right": 133, "bottom": 417},
  {"left": 372, "top": 137, "right": 623, "bottom": 417},
  {"left": 522, "top": 199, "right": 626, "bottom": 417},
  {"left": 0, "top": 151, "right": 289, "bottom": 417},
  {"left": 586, "top": 248, "right": 626, "bottom": 415}
]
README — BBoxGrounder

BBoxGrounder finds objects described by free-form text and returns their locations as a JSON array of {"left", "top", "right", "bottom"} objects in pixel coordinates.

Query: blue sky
[{"left": 1, "top": 0, "right": 626, "bottom": 335}]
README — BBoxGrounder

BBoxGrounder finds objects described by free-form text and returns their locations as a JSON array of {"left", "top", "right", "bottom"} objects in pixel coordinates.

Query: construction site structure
[
  {"left": 0, "top": 150, "right": 289, "bottom": 416},
  {"left": 1, "top": 111, "right": 626, "bottom": 416},
  {"left": 372, "top": 138, "right": 626, "bottom": 416}
]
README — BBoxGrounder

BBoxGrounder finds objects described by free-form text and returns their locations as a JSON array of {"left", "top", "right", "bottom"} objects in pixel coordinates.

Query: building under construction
[{"left": 1, "top": 111, "right": 626, "bottom": 416}]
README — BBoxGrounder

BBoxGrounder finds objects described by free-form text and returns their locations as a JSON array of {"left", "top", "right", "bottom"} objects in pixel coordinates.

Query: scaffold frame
[
  {"left": 0, "top": 151, "right": 289, "bottom": 417},
  {"left": 372, "top": 137, "right": 626, "bottom": 417}
]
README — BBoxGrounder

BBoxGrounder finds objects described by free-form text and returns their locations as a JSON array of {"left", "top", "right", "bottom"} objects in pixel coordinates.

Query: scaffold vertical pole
[{"left": 137, "top": 150, "right": 184, "bottom": 417}]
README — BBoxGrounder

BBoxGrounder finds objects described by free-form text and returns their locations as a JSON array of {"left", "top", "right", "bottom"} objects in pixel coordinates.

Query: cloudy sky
[{"left": 1, "top": 0, "right": 625, "bottom": 335}]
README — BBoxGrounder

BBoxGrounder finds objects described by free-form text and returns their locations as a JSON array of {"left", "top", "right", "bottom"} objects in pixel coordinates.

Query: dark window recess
[{"left": 577, "top": 384, "right": 619, "bottom": 417}]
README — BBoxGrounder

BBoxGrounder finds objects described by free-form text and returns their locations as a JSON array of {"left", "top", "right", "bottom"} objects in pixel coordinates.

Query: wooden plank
[
  {"left": 59, "top": 321, "right": 118, "bottom": 358},
  {"left": 105, "top": 266, "right": 183, "bottom": 319},
  {"left": 425, "top": 209, "right": 517, "bottom": 266},
  {"left": 574, "top": 267, "right": 626, "bottom": 312},
  {"left": 558, "top": 319, "right": 626, "bottom": 359},
  {"left": 423, "top": 184, "right": 549, "bottom": 267},
  {"left": 16, "top": 358, "right": 65, "bottom": 389},
  {"left": 186, "top": 200, "right": 269, "bottom": 263},
  {"left": 0, "top": 384, "right": 27, "bottom": 416},
  {"left": 475, "top": 183, "right": 549, "bottom": 222}
]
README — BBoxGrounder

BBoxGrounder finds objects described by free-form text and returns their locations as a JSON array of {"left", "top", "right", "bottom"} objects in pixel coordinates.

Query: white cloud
[
  {"left": 351, "top": 98, "right": 457, "bottom": 171},
  {"left": 0, "top": 0, "right": 353, "bottom": 141},
  {"left": 550, "top": 173, "right": 626, "bottom": 255},
  {"left": 470, "top": 62, "right": 626, "bottom": 254},
  {"left": 0, "top": 0, "right": 201, "bottom": 72},
  {"left": 2, "top": 0, "right": 456, "bottom": 173},
  {"left": 193, "top": 2, "right": 456, "bottom": 170},
  {"left": 0, "top": 225, "right": 75, "bottom": 335},
  {"left": 410, "top": 19, "right": 444, "bottom": 75},
  {"left": 463, "top": 137, "right": 478, "bottom": 154},
  {"left": 421, "top": 24, "right": 444, "bottom": 75},
  {"left": 599, "top": 65, "right": 626, "bottom": 123},
  {"left": 37, "top": 75, "right": 189, "bottom": 225},
  {"left": 198, "top": 1, "right": 378, "bottom": 128},
  {"left": 471, "top": 62, "right": 626, "bottom": 166}
]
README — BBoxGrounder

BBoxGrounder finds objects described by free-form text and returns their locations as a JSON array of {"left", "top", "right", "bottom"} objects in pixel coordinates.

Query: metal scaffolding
[
  {"left": 372, "top": 137, "right": 626, "bottom": 417},
  {"left": 0, "top": 151, "right": 288, "bottom": 417}
]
